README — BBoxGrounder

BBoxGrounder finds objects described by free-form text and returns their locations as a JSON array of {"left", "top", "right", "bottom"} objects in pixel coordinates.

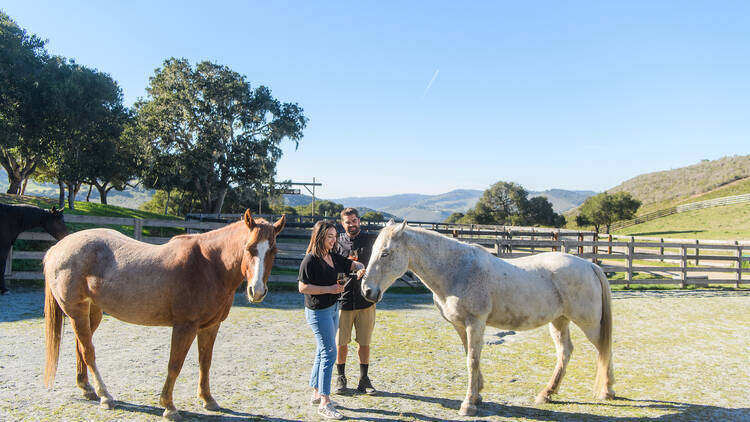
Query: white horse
[{"left": 361, "top": 221, "right": 614, "bottom": 416}]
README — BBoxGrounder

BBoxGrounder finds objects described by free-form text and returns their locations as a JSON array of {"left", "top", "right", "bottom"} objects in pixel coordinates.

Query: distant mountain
[
  {"left": 529, "top": 189, "right": 598, "bottom": 214},
  {"left": 285, "top": 188, "right": 593, "bottom": 222}
]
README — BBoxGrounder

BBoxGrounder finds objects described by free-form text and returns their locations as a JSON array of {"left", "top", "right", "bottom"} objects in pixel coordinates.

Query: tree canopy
[
  {"left": 575, "top": 192, "right": 641, "bottom": 233},
  {"left": 461, "top": 181, "right": 565, "bottom": 227},
  {"left": 135, "top": 58, "right": 308, "bottom": 214},
  {"left": 0, "top": 11, "right": 55, "bottom": 194}
]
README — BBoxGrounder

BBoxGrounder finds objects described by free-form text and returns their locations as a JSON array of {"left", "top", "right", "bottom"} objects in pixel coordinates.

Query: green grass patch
[{"left": 615, "top": 202, "right": 750, "bottom": 240}]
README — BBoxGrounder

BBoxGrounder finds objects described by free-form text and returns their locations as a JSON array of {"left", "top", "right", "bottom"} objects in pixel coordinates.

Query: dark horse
[{"left": 0, "top": 203, "right": 68, "bottom": 294}]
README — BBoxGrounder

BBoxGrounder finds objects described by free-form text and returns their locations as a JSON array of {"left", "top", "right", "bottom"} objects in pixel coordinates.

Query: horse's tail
[
  {"left": 44, "top": 272, "right": 64, "bottom": 388},
  {"left": 592, "top": 264, "right": 615, "bottom": 398}
]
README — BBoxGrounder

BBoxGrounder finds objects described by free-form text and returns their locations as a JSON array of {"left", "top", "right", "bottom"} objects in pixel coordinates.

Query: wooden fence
[
  {"left": 610, "top": 193, "right": 750, "bottom": 231},
  {"left": 6, "top": 215, "right": 750, "bottom": 288}
]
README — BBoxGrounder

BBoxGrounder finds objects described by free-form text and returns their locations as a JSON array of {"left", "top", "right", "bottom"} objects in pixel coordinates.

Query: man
[{"left": 334, "top": 208, "right": 378, "bottom": 395}]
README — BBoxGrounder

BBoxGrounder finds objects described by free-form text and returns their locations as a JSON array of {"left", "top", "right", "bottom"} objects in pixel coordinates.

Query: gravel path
[{"left": 1, "top": 287, "right": 749, "bottom": 421}]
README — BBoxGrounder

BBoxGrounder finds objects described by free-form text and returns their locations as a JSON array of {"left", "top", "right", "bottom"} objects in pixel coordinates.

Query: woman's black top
[{"left": 299, "top": 252, "right": 353, "bottom": 310}]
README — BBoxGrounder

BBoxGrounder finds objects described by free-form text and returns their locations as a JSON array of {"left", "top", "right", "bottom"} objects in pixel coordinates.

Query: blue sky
[{"left": 4, "top": 1, "right": 750, "bottom": 198}]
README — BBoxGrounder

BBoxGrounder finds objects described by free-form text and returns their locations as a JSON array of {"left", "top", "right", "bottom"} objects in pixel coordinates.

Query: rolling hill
[{"left": 608, "top": 155, "right": 750, "bottom": 211}]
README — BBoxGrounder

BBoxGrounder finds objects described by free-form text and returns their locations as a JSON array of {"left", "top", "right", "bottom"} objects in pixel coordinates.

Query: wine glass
[
  {"left": 349, "top": 250, "right": 358, "bottom": 262},
  {"left": 336, "top": 272, "right": 347, "bottom": 285}
]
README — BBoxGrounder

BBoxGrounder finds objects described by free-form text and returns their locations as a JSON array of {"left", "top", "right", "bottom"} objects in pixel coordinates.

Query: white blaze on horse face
[{"left": 250, "top": 240, "right": 269, "bottom": 300}]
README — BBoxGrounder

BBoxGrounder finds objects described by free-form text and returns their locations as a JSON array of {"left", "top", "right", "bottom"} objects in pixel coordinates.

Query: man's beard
[{"left": 346, "top": 226, "right": 360, "bottom": 236}]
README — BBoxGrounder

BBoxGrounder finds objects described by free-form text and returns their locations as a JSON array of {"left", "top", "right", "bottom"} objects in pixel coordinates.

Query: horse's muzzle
[
  {"left": 248, "top": 286, "right": 267, "bottom": 303},
  {"left": 362, "top": 285, "right": 381, "bottom": 303}
]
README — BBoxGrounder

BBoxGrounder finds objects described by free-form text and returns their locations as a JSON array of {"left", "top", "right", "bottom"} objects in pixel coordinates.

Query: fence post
[
  {"left": 494, "top": 239, "right": 500, "bottom": 257},
  {"left": 680, "top": 245, "right": 687, "bottom": 288},
  {"left": 562, "top": 240, "right": 568, "bottom": 254},
  {"left": 505, "top": 229, "right": 513, "bottom": 254},
  {"left": 577, "top": 232, "right": 583, "bottom": 254},
  {"left": 133, "top": 219, "right": 143, "bottom": 241},
  {"left": 695, "top": 239, "right": 700, "bottom": 266},
  {"left": 592, "top": 233, "right": 599, "bottom": 264},
  {"left": 607, "top": 234, "right": 613, "bottom": 254},
  {"left": 736, "top": 242, "right": 742, "bottom": 288},
  {"left": 530, "top": 228, "right": 535, "bottom": 254},
  {"left": 626, "top": 243, "right": 634, "bottom": 288},
  {"left": 660, "top": 238, "right": 664, "bottom": 262}
]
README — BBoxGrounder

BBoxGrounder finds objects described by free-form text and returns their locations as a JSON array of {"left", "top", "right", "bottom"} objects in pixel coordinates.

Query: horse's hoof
[
  {"left": 99, "top": 396, "right": 115, "bottom": 410},
  {"left": 203, "top": 399, "right": 220, "bottom": 411},
  {"left": 535, "top": 392, "right": 552, "bottom": 404},
  {"left": 83, "top": 390, "right": 98, "bottom": 401},
  {"left": 597, "top": 390, "right": 616, "bottom": 400},
  {"left": 163, "top": 409, "right": 181, "bottom": 420},
  {"left": 459, "top": 403, "right": 477, "bottom": 416}
]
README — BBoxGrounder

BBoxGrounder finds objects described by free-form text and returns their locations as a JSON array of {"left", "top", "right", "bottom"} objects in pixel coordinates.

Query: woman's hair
[{"left": 306, "top": 220, "right": 337, "bottom": 257}]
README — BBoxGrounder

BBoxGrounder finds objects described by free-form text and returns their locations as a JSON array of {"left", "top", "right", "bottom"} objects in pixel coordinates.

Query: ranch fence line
[
  {"left": 6, "top": 214, "right": 750, "bottom": 288},
  {"left": 610, "top": 193, "right": 750, "bottom": 231}
]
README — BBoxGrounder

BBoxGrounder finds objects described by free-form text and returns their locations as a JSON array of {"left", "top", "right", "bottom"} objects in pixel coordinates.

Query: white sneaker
[
  {"left": 317, "top": 402, "right": 342, "bottom": 419},
  {"left": 310, "top": 397, "right": 338, "bottom": 406}
]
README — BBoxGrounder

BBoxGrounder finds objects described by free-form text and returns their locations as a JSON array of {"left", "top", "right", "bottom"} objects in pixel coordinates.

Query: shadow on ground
[{"left": 339, "top": 391, "right": 750, "bottom": 421}]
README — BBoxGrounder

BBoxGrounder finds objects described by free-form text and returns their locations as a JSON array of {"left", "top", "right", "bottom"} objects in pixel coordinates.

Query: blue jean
[{"left": 305, "top": 303, "right": 339, "bottom": 396}]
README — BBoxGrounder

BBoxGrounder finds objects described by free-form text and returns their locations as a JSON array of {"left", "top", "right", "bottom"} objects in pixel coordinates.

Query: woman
[{"left": 299, "top": 220, "right": 365, "bottom": 419}]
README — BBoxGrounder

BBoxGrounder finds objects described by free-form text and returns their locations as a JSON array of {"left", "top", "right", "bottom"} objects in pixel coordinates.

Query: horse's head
[
  {"left": 43, "top": 207, "right": 68, "bottom": 240},
  {"left": 241, "top": 209, "right": 285, "bottom": 303},
  {"left": 362, "top": 219, "right": 409, "bottom": 303}
]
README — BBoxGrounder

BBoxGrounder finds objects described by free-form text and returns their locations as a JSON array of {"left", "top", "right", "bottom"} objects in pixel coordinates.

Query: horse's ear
[
  {"left": 273, "top": 214, "right": 286, "bottom": 235},
  {"left": 393, "top": 220, "right": 407, "bottom": 236},
  {"left": 386, "top": 218, "right": 395, "bottom": 226},
  {"left": 244, "top": 209, "right": 256, "bottom": 230}
]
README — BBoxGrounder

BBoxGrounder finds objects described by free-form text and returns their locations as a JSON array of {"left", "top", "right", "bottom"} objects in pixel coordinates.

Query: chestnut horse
[{"left": 43, "top": 210, "right": 285, "bottom": 420}]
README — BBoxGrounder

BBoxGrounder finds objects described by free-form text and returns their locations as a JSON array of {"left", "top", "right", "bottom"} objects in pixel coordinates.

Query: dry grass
[{"left": 1, "top": 288, "right": 749, "bottom": 421}]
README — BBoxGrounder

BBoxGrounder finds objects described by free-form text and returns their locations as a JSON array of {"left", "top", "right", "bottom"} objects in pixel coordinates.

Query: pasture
[{"left": 1, "top": 287, "right": 749, "bottom": 421}]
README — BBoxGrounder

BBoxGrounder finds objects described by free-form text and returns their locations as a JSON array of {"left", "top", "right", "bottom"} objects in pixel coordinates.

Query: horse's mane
[
  {"left": 170, "top": 216, "right": 271, "bottom": 242},
  {"left": 0, "top": 203, "right": 51, "bottom": 226},
  {"left": 401, "top": 224, "right": 490, "bottom": 254}
]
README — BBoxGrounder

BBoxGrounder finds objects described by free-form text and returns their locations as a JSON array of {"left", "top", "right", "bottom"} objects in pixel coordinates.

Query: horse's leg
[
  {"left": 451, "top": 322, "right": 483, "bottom": 401},
  {"left": 536, "top": 317, "right": 573, "bottom": 404},
  {"left": 459, "top": 317, "right": 486, "bottom": 416},
  {"left": 580, "top": 324, "right": 615, "bottom": 400},
  {"left": 76, "top": 304, "right": 104, "bottom": 401},
  {"left": 160, "top": 322, "right": 199, "bottom": 421},
  {"left": 68, "top": 303, "right": 114, "bottom": 409},
  {"left": 0, "top": 244, "right": 10, "bottom": 294},
  {"left": 196, "top": 323, "right": 220, "bottom": 411}
]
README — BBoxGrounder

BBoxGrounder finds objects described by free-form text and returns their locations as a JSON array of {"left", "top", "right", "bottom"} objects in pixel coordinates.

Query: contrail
[{"left": 423, "top": 69, "right": 439, "bottom": 96}]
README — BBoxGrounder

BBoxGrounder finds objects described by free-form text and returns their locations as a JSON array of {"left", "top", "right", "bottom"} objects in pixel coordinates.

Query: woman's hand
[
  {"left": 329, "top": 283, "right": 345, "bottom": 294},
  {"left": 355, "top": 268, "right": 366, "bottom": 280}
]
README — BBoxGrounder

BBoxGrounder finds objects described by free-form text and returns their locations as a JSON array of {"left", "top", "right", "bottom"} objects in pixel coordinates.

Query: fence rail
[
  {"left": 6, "top": 215, "right": 750, "bottom": 288},
  {"left": 611, "top": 193, "right": 750, "bottom": 230}
]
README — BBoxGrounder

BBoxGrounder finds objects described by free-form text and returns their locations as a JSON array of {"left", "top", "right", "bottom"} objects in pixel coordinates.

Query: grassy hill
[
  {"left": 616, "top": 202, "right": 750, "bottom": 240},
  {"left": 608, "top": 155, "right": 750, "bottom": 210}
]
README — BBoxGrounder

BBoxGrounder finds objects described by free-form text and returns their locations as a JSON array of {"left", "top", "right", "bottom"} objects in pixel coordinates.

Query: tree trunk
[
  {"left": 58, "top": 180, "right": 65, "bottom": 209},
  {"left": 210, "top": 188, "right": 228, "bottom": 215},
  {"left": 20, "top": 177, "right": 29, "bottom": 195},
  {"left": 86, "top": 184, "right": 93, "bottom": 202},
  {"left": 95, "top": 184, "right": 109, "bottom": 205},
  {"left": 164, "top": 190, "right": 171, "bottom": 215},
  {"left": 66, "top": 183, "right": 81, "bottom": 210},
  {"left": 6, "top": 180, "right": 21, "bottom": 195}
]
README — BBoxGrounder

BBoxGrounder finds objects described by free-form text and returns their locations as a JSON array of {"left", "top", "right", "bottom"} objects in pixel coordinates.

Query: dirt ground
[{"left": 1, "top": 287, "right": 749, "bottom": 421}]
